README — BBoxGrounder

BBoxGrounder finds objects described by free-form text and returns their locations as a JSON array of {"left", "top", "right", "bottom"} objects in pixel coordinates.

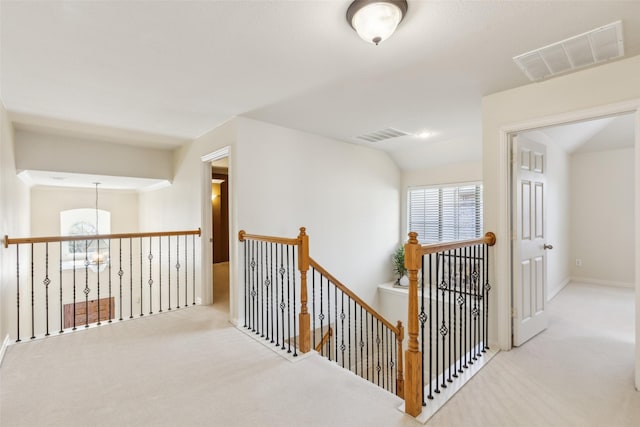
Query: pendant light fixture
[{"left": 347, "top": 0, "right": 408, "bottom": 45}]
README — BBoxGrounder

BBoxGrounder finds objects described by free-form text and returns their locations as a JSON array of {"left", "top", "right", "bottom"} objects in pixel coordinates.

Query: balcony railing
[{"left": 3, "top": 229, "right": 201, "bottom": 342}]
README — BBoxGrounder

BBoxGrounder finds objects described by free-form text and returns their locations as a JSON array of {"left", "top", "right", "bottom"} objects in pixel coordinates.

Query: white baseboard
[
  {"left": 0, "top": 334, "right": 10, "bottom": 367},
  {"left": 548, "top": 277, "right": 571, "bottom": 301},
  {"left": 570, "top": 276, "right": 634, "bottom": 289}
]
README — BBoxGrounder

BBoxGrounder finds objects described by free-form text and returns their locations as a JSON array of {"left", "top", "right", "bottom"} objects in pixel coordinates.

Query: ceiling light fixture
[{"left": 347, "top": 0, "right": 408, "bottom": 45}]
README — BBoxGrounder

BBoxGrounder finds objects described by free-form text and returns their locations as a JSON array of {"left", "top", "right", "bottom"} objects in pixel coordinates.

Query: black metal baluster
[
  {"left": 129, "top": 239, "right": 133, "bottom": 319},
  {"left": 84, "top": 240, "right": 89, "bottom": 328},
  {"left": 457, "top": 248, "right": 464, "bottom": 375},
  {"left": 168, "top": 237, "right": 172, "bottom": 311},
  {"left": 176, "top": 236, "right": 180, "bottom": 309},
  {"left": 427, "top": 253, "right": 433, "bottom": 399},
  {"left": 453, "top": 248, "right": 459, "bottom": 378},
  {"left": 43, "top": 243, "right": 50, "bottom": 336},
  {"left": 16, "top": 245, "right": 21, "bottom": 342},
  {"left": 286, "top": 245, "right": 291, "bottom": 353},
  {"left": 376, "top": 319, "right": 381, "bottom": 387},
  {"left": 242, "top": 240, "right": 246, "bottom": 327},
  {"left": 447, "top": 250, "right": 453, "bottom": 383},
  {"left": 159, "top": 237, "right": 163, "bottom": 313},
  {"left": 270, "top": 243, "right": 275, "bottom": 343},
  {"left": 348, "top": 295, "right": 352, "bottom": 373},
  {"left": 108, "top": 240, "right": 112, "bottom": 323},
  {"left": 327, "top": 275, "right": 331, "bottom": 360},
  {"left": 279, "top": 244, "right": 286, "bottom": 350},
  {"left": 319, "top": 274, "right": 324, "bottom": 356},
  {"left": 260, "top": 241, "right": 265, "bottom": 337},
  {"left": 485, "top": 242, "right": 491, "bottom": 350},
  {"left": 292, "top": 246, "right": 298, "bottom": 357},
  {"left": 73, "top": 246, "right": 77, "bottom": 330},
  {"left": 118, "top": 239, "right": 123, "bottom": 321},
  {"left": 184, "top": 235, "right": 188, "bottom": 309},
  {"left": 359, "top": 305, "right": 363, "bottom": 378},
  {"left": 97, "top": 238, "right": 101, "bottom": 326},
  {"left": 440, "top": 253, "right": 448, "bottom": 389},
  {"left": 30, "top": 244, "right": 35, "bottom": 339},
  {"left": 472, "top": 244, "right": 478, "bottom": 362},
  {"left": 59, "top": 242, "right": 63, "bottom": 333},
  {"left": 148, "top": 237, "right": 153, "bottom": 315},
  {"left": 434, "top": 253, "right": 439, "bottom": 394},
  {"left": 423, "top": 255, "right": 430, "bottom": 402},
  {"left": 479, "top": 244, "right": 485, "bottom": 354},
  {"left": 192, "top": 234, "right": 196, "bottom": 305},
  {"left": 250, "top": 241, "right": 255, "bottom": 332},
  {"left": 365, "top": 311, "right": 370, "bottom": 381},
  {"left": 274, "top": 244, "right": 280, "bottom": 346},
  {"left": 264, "top": 242, "right": 270, "bottom": 341},
  {"left": 465, "top": 245, "right": 470, "bottom": 368},
  {"left": 334, "top": 282, "right": 338, "bottom": 362},
  {"left": 340, "top": 292, "right": 345, "bottom": 369},
  {"left": 311, "top": 267, "right": 316, "bottom": 349},
  {"left": 139, "top": 237, "right": 144, "bottom": 316}
]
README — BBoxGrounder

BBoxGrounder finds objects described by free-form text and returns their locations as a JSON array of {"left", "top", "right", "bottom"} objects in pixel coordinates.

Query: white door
[{"left": 512, "top": 135, "right": 550, "bottom": 346}]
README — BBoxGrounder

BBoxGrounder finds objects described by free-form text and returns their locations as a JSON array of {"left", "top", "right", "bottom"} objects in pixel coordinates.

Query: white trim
[
  {"left": 497, "top": 98, "right": 640, "bottom": 353},
  {"left": 548, "top": 277, "right": 571, "bottom": 301},
  {"left": 570, "top": 276, "right": 634, "bottom": 289},
  {"left": 0, "top": 334, "right": 10, "bottom": 367},
  {"left": 201, "top": 146, "right": 230, "bottom": 163}
]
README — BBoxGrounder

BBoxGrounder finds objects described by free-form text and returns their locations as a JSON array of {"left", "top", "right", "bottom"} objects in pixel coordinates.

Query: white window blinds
[{"left": 408, "top": 183, "right": 483, "bottom": 244}]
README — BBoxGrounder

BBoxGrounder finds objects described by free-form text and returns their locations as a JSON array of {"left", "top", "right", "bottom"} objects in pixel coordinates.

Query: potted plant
[{"left": 393, "top": 246, "right": 409, "bottom": 286}]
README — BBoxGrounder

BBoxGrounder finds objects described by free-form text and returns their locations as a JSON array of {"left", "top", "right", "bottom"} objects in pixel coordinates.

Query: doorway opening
[
  {"left": 510, "top": 112, "right": 636, "bottom": 347},
  {"left": 211, "top": 158, "right": 230, "bottom": 311}
]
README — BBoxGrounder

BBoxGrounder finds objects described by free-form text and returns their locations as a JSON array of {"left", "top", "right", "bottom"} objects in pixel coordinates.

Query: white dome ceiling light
[{"left": 347, "top": 0, "right": 408, "bottom": 45}]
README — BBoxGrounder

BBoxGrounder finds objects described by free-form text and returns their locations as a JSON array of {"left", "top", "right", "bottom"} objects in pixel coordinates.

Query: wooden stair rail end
[{"left": 403, "top": 231, "right": 422, "bottom": 417}]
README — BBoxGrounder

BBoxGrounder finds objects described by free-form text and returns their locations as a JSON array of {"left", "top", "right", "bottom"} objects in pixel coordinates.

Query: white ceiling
[
  {"left": 17, "top": 170, "right": 170, "bottom": 192},
  {"left": 2, "top": 1, "right": 640, "bottom": 171}
]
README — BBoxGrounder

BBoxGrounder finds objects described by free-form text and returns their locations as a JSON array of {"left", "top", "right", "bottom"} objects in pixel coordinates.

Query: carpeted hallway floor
[{"left": 1, "top": 281, "right": 638, "bottom": 426}]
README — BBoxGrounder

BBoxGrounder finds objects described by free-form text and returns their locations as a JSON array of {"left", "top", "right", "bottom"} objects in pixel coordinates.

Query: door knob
[{"left": 543, "top": 244, "right": 553, "bottom": 250}]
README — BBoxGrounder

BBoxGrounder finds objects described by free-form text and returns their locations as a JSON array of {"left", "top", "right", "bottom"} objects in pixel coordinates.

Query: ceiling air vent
[
  {"left": 513, "top": 21, "right": 624, "bottom": 81},
  {"left": 355, "top": 127, "right": 409, "bottom": 143}
]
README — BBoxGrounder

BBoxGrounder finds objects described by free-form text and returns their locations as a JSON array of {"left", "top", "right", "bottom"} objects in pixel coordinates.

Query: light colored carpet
[{"left": 1, "top": 281, "right": 637, "bottom": 426}]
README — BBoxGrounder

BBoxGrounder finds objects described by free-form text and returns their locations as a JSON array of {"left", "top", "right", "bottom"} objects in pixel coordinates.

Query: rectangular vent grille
[
  {"left": 355, "top": 127, "right": 409, "bottom": 143},
  {"left": 513, "top": 21, "right": 624, "bottom": 81}
]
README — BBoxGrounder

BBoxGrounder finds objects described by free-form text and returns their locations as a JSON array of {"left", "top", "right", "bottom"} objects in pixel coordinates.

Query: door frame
[
  {"left": 200, "top": 146, "right": 231, "bottom": 308},
  {"left": 496, "top": 99, "right": 640, "bottom": 353}
]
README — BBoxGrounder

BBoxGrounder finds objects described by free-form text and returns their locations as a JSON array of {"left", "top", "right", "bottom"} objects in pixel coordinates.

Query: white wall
[
  {"left": 570, "top": 148, "right": 634, "bottom": 287},
  {"left": 15, "top": 130, "right": 173, "bottom": 181},
  {"left": 30, "top": 186, "right": 139, "bottom": 236},
  {"left": 139, "top": 117, "right": 400, "bottom": 323},
  {"left": 0, "top": 102, "right": 31, "bottom": 343},
  {"left": 482, "top": 53, "right": 640, "bottom": 388},
  {"left": 400, "top": 161, "right": 482, "bottom": 242}
]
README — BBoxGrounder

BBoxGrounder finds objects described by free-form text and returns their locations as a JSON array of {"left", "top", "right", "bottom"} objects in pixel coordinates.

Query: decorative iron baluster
[
  {"left": 192, "top": 234, "right": 196, "bottom": 305},
  {"left": 292, "top": 246, "right": 297, "bottom": 357},
  {"left": 176, "top": 236, "right": 180, "bottom": 309},
  {"left": 168, "top": 236, "right": 172, "bottom": 311},
  {"left": 129, "top": 239, "right": 133, "bottom": 319},
  {"left": 327, "top": 273, "right": 331, "bottom": 359},
  {"left": 43, "top": 243, "right": 50, "bottom": 336},
  {"left": 270, "top": 243, "right": 275, "bottom": 343},
  {"left": 84, "top": 239, "right": 89, "bottom": 328},
  {"left": 148, "top": 237, "right": 153, "bottom": 315},
  {"left": 447, "top": 250, "right": 453, "bottom": 384},
  {"left": 340, "top": 292, "right": 345, "bottom": 369},
  {"left": 159, "top": 237, "right": 162, "bottom": 313},
  {"left": 260, "top": 241, "right": 265, "bottom": 337},
  {"left": 423, "top": 254, "right": 431, "bottom": 401},
  {"left": 108, "top": 240, "right": 112, "bottom": 323},
  {"left": 118, "top": 239, "right": 123, "bottom": 321},
  {"left": 311, "top": 267, "right": 316, "bottom": 349},
  {"left": 485, "top": 242, "right": 491, "bottom": 351},
  {"left": 359, "top": 305, "right": 363, "bottom": 378},
  {"left": 334, "top": 283, "right": 338, "bottom": 362},
  {"left": 16, "top": 245, "right": 21, "bottom": 342},
  {"left": 59, "top": 241, "right": 63, "bottom": 333},
  {"left": 97, "top": 238, "right": 101, "bottom": 326},
  {"left": 434, "top": 252, "right": 439, "bottom": 394},
  {"left": 348, "top": 295, "right": 352, "bottom": 372},
  {"left": 286, "top": 245, "right": 291, "bottom": 354},
  {"left": 30, "top": 244, "right": 35, "bottom": 339},
  {"left": 73, "top": 245, "right": 77, "bottom": 329},
  {"left": 139, "top": 237, "right": 143, "bottom": 316},
  {"left": 376, "top": 318, "right": 381, "bottom": 387},
  {"left": 273, "top": 243, "right": 279, "bottom": 345},
  {"left": 184, "top": 235, "right": 188, "bottom": 309},
  {"left": 279, "top": 245, "right": 286, "bottom": 350},
  {"left": 319, "top": 273, "right": 324, "bottom": 356}
]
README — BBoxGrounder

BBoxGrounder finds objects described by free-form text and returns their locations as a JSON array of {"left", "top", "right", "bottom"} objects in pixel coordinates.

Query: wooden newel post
[
  {"left": 298, "top": 227, "right": 311, "bottom": 353},
  {"left": 404, "top": 232, "right": 423, "bottom": 417}
]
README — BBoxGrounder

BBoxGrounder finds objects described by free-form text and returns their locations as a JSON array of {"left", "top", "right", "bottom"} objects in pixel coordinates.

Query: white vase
[{"left": 399, "top": 275, "right": 409, "bottom": 286}]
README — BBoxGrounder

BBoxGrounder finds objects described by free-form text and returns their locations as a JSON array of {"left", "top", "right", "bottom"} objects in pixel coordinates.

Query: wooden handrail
[
  {"left": 419, "top": 232, "right": 496, "bottom": 256},
  {"left": 237, "top": 230, "right": 299, "bottom": 246},
  {"left": 4, "top": 229, "right": 201, "bottom": 249},
  {"left": 315, "top": 327, "right": 333, "bottom": 352},
  {"left": 309, "top": 257, "right": 400, "bottom": 335}
]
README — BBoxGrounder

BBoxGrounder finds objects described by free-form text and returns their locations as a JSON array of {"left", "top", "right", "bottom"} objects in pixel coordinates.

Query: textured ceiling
[{"left": 2, "top": 1, "right": 640, "bottom": 171}]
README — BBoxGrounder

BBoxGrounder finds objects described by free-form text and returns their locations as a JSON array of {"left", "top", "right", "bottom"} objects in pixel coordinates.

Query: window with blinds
[{"left": 407, "top": 183, "right": 483, "bottom": 244}]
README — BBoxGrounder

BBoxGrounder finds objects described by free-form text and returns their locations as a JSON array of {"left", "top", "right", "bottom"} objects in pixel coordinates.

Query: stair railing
[
  {"left": 2, "top": 229, "right": 201, "bottom": 342},
  {"left": 403, "top": 231, "right": 497, "bottom": 417},
  {"left": 238, "top": 227, "right": 404, "bottom": 397}
]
